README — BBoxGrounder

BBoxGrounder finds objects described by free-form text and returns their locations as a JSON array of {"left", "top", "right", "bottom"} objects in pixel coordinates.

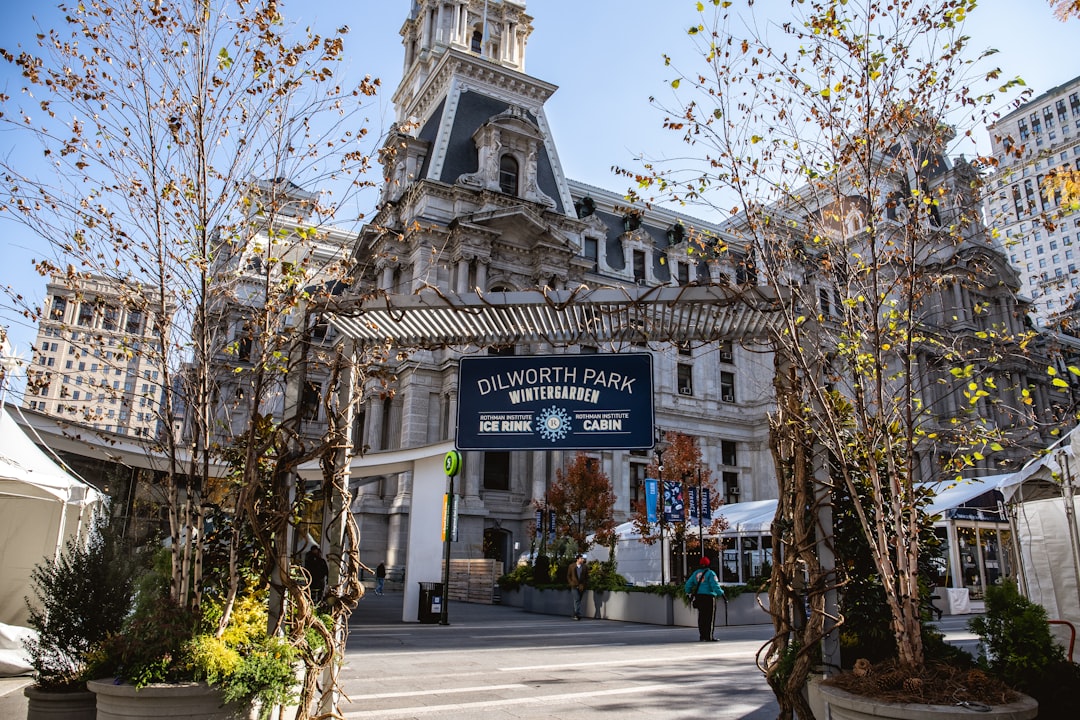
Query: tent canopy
[{"left": 0, "top": 405, "right": 104, "bottom": 633}]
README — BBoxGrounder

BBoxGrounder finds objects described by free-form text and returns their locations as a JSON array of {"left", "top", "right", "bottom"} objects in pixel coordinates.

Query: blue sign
[
  {"left": 455, "top": 354, "right": 654, "bottom": 450},
  {"left": 645, "top": 478, "right": 659, "bottom": 523}
]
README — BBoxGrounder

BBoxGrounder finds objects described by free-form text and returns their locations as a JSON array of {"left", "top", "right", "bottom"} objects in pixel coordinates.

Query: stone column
[
  {"left": 476, "top": 258, "right": 488, "bottom": 291},
  {"left": 457, "top": 258, "right": 471, "bottom": 294}
]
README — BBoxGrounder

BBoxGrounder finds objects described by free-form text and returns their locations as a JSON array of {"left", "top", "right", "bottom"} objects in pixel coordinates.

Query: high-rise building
[
  {"left": 22, "top": 273, "right": 166, "bottom": 438},
  {"left": 986, "top": 74, "right": 1080, "bottom": 329}
]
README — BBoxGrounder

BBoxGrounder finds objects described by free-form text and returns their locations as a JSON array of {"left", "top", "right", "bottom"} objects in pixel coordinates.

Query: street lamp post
[{"left": 654, "top": 427, "right": 670, "bottom": 586}]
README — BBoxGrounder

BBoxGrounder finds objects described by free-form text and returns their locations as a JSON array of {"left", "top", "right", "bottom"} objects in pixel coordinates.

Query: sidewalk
[{"left": 0, "top": 593, "right": 984, "bottom": 720}]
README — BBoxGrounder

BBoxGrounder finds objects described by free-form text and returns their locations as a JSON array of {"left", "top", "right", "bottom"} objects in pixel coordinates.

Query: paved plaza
[{"left": 0, "top": 590, "right": 981, "bottom": 719}]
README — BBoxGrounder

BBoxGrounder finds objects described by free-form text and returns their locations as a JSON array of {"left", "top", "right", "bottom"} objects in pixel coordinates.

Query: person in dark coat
[
  {"left": 304, "top": 546, "right": 329, "bottom": 601},
  {"left": 375, "top": 562, "right": 387, "bottom": 595},
  {"left": 566, "top": 554, "right": 589, "bottom": 620},
  {"left": 684, "top": 556, "right": 724, "bottom": 641}
]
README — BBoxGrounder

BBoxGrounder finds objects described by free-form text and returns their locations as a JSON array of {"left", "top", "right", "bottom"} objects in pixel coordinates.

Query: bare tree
[
  {"left": 0, "top": 0, "right": 386, "bottom": 715},
  {"left": 623, "top": 1, "right": 1058, "bottom": 717}
]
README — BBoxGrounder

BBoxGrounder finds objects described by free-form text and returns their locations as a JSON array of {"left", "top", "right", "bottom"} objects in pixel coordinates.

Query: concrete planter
[
  {"left": 520, "top": 586, "right": 770, "bottom": 627},
  {"left": 88, "top": 679, "right": 249, "bottom": 720},
  {"left": 590, "top": 590, "right": 673, "bottom": 624},
  {"left": 522, "top": 587, "right": 573, "bottom": 616},
  {"left": 498, "top": 587, "right": 524, "bottom": 608},
  {"left": 807, "top": 677, "right": 1038, "bottom": 720},
  {"left": 23, "top": 685, "right": 96, "bottom": 720}
]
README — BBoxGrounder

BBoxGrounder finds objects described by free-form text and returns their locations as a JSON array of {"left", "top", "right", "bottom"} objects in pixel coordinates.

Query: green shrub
[
  {"left": 497, "top": 563, "right": 533, "bottom": 592},
  {"left": 23, "top": 514, "right": 141, "bottom": 690},
  {"left": 969, "top": 580, "right": 1080, "bottom": 719}
]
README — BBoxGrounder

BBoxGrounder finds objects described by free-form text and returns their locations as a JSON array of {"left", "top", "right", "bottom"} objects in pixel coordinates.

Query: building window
[
  {"left": 584, "top": 237, "right": 599, "bottom": 272},
  {"left": 677, "top": 363, "right": 693, "bottom": 396},
  {"left": 630, "top": 460, "right": 647, "bottom": 505},
  {"left": 301, "top": 382, "right": 321, "bottom": 421},
  {"left": 51, "top": 296, "right": 67, "bottom": 321},
  {"left": 819, "top": 287, "right": 832, "bottom": 317},
  {"left": 677, "top": 262, "right": 690, "bottom": 286},
  {"left": 723, "top": 471, "right": 740, "bottom": 501},
  {"left": 721, "top": 439, "right": 737, "bottom": 466},
  {"left": 78, "top": 303, "right": 94, "bottom": 327},
  {"left": 470, "top": 28, "right": 483, "bottom": 53},
  {"left": 720, "top": 371, "right": 735, "bottom": 403},
  {"left": 237, "top": 323, "right": 253, "bottom": 362},
  {"left": 483, "top": 451, "right": 510, "bottom": 491},
  {"left": 719, "top": 341, "right": 733, "bottom": 363},
  {"left": 498, "top": 154, "right": 519, "bottom": 195},
  {"left": 633, "top": 250, "right": 647, "bottom": 284}
]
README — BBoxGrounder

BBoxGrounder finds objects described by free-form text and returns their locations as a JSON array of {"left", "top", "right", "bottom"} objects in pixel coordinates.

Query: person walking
[
  {"left": 684, "top": 556, "right": 724, "bottom": 641},
  {"left": 566, "top": 554, "right": 589, "bottom": 620},
  {"left": 375, "top": 562, "right": 387, "bottom": 595}
]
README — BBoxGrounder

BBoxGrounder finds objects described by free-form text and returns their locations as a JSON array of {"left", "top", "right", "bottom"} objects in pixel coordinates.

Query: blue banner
[
  {"left": 664, "top": 481, "right": 684, "bottom": 523},
  {"left": 645, "top": 478, "right": 658, "bottom": 523},
  {"left": 690, "top": 487, "right": 713, "bottom": 521},
  {"left": 548, "top": 509, "right": 556, "bottom": 543},
  {"left": 456, "top": 354, "right": 655, "bottom": 450}
]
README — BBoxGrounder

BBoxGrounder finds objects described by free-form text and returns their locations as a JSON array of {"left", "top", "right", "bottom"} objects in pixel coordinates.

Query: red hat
[{"left": 699, "top": 557, "right": 710, "bottom": 566}]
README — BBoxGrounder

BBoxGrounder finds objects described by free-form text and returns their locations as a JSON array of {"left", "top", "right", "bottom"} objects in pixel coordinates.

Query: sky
[{"left": 0, "top": 0, "right": 1077, "bottom": 374}]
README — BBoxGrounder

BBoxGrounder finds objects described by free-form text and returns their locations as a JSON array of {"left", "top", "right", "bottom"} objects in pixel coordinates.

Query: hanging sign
[{"left": 456, "top": 354, "right": 654, "bottom": 450}]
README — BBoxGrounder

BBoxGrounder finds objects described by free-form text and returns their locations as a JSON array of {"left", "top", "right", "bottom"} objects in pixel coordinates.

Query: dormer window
[{"left": 499, "top": 154, "right": 519, "bottom": 195}]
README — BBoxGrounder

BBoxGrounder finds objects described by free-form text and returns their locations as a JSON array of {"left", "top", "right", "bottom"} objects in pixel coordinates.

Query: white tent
[
  {"left": 997, "top": 425, "right": 1080, "bottom": 626},
  {"left": 0, "top": 405, "right": 104, "bottom": 629}
]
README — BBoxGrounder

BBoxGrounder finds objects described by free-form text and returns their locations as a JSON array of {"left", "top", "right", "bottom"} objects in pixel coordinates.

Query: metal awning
[{"left": 327, "top": 284, "right": 781, "bottom": 348}]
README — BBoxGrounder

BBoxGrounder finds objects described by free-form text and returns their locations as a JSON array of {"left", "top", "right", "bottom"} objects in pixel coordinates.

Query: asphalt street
[{"left": 0, "top": 590, "right": 983, "bottom": 719}]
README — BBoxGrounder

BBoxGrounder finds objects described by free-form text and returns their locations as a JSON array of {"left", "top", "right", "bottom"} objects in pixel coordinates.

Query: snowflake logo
[{"left": 536, "top": 406, "right": 572, "bottom": 442}]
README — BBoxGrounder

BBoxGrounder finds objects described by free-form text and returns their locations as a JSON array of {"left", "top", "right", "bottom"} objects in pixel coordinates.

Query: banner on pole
[
  {"left": 664, "top": 480, "right": 684, "bottom": 523},
  {"left": 442, "top": 494, "right": 459, "bottom": 542},
  {"left": 645, "top": 478, "right": 658, "bottom": 523}
]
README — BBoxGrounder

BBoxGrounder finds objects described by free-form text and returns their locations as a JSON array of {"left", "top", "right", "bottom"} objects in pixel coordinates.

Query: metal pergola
[{"left": 327, "top": 284, "right": 781, "bottom": 348}]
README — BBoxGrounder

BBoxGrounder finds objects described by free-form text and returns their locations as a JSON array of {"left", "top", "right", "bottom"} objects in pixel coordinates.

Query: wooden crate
[{"left": 444, "top": 558, "right": 498, "bottom": 604}]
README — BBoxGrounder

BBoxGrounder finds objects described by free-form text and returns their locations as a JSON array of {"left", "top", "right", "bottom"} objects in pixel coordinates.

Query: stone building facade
[{"left": 346, "top": 0, "right": 775, "bottom": 574}]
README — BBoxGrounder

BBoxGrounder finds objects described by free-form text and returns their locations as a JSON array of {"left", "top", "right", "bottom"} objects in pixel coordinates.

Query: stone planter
[
  {"left": 807, "top": 677, "right": 1038, "bottom": 720},
  {"left": 590, "top": 590, "right": 673, "bottom": 624},
  {"left": 520, "top": 586, "right": 772, "bottom": 627},
  {"left": 498, "top": 587, "right": 524, "bottom": 607},
  {"left": 88, "top": 679, "right": 249, "bottom": 720},
  {"left": 23, "top": 685, "right": 96, "bottom": 720}
]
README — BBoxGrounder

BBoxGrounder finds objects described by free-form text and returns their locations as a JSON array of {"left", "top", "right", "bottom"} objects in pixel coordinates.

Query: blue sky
[{"left": 0, "top": 0, "right": 1077, "bottom": 364}]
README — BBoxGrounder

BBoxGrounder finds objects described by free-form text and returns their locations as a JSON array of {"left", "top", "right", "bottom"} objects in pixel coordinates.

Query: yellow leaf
[
  {"left": 1053, "top": 378, "right": 1069, "bottom": 388},
  {"left": 671, "top": 79, "right": 681, "bottom": 88}
]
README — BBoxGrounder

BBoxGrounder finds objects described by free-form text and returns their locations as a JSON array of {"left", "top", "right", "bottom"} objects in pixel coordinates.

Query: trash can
[{"left": 418, "top": 582, "right": 443, "bottom": 623}]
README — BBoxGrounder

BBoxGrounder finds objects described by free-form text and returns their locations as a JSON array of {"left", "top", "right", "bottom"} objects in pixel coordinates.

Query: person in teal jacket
[{"left": 684, "top": 557, "right": 724, "bottom": 641}]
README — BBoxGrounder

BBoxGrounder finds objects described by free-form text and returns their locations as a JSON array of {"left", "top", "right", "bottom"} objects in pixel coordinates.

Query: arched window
[
  {"left": 470, "top": 29, "right": 483, "bottom": 53},
  {"left": 498, "top": 154, "right": 519, "bottom": 196}
]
